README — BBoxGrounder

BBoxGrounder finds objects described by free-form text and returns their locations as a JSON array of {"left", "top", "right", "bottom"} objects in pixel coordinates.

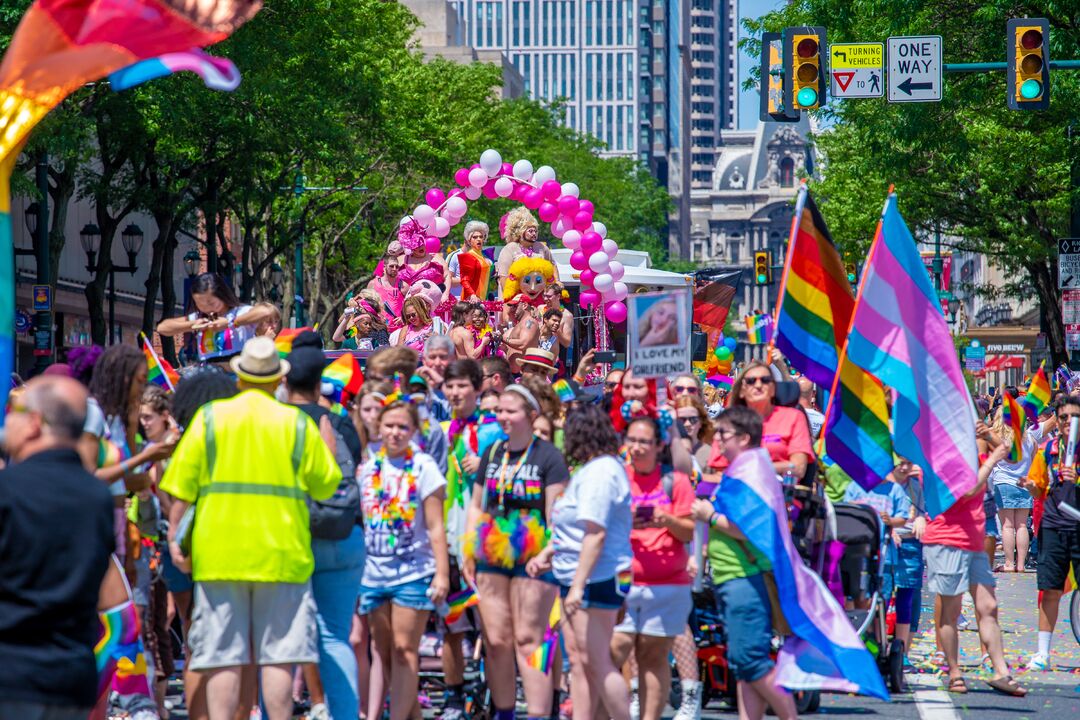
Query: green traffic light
[
  {"left": 1020, "top": 78, "right": 1042, "bottom": 100},
  {"left": 757, "top": 273, "right": 767, "bottom": 284},
  {"left": 847, "top": 274, "right": 856, "bottom": 283},
  {"left": 796, "top": 87, "right": 818, "bottom": 107}
]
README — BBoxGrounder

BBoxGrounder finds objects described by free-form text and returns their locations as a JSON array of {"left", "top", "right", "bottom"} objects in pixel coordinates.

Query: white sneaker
[
  {"left": 629, "top": 679, "right": 640, "bottom": 720},
  {"left": 308, "top": 703, "right": 331, "bottom": 720},
  {"left": 673, "top": 680, "right": 702, "bottom": 720},
  {"left": 1029, "top": 653, "right": 1049, "bottom": 671}
]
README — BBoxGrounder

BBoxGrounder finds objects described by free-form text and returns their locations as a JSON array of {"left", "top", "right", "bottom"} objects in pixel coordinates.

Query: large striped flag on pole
[
  {"left": 845, "top": 193, "right": 978, "bottom": 517},
  {"left": 774, "top": 184, "right": 893, "bottom": 489}
]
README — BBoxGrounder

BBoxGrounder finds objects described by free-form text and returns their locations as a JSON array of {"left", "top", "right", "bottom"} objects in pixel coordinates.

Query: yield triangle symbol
[{"left": 834, "top": 71, "right": 855, "bottom": 91}]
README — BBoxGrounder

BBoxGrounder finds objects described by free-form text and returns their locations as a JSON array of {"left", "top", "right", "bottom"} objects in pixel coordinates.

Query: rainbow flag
[
  {"left": 1002, "top": 392, "right": 1024, "bottom": 463},
  {"left": 97, "top": 436, "right": 130, "bottom": 469},
  {"left": 96, "top": 600, "right": 152, "bottom": 701},
  {"left": 778, "top": 185, "right": 893, "bottom": 490},
  {"left": 844, "top": 193, "right": 977, "bottom": 517},
  {"left": 274, "top": 326, "right": 312, "bottom": 358},
  {"left": 0, "top": 0, "right": 262, "bottom": 428},
  {"left": 1021, "top": 362, "right": 1051, "bottom": 422},
  {"left": 526, "top": 598, "right": 562, "bottom": 674},
  {"left": 710, "top": 448, "right": 888, "bottom": 699},
  {"left": 444, "top": 587, "right": 479, "bottom": 625},
  {"left": 322, "top": 353, "right": 363, "bottom": 404},
  {"left": 141, "top": 333, "right": 178, "bottom": 391},
  {"left": 744, "top": 313, "right": 773, "bottom": 344},
  {"left": 552, "top": 379, "right": 575, "bottom": 402}
]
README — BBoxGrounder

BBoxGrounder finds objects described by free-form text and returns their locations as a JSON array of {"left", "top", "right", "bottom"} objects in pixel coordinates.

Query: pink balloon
[
  {"left": 608, "top": 260, "right": 625, "bottom": 281},
  {"left": 444, "top": 212, "right": 462, "bottom": 227},
  {"left": 538, "top": 202, "right": 558, "bottom": 223},
  {"left": 425, "top": 236, "right": 442, "bottom": 254},
  {"left": 425, "top": 187, "right": 446, "bottom": 209},
  {"left": 552, "top": 217, "right": 570, "bottom": 239},
  {"left": 445, "top": 196, "right": 467, "bottom": 217},
  {"left": 454, "top": 168, "right": 470, "bottom": 187},
  {"left": 579, "top": 268, "right": 596, "bottom": 285},
  {"left": 562, "top": 229, "right": 582, "bottom": 250},
  {"left": 432, "top": 217, "right": 450, "bottom": 238},
  {"left": 524, "top": 188, "right": 543, "bottom": 210},
  {"left": 569, "top": 250, "right": 588, "bottom": 271},
  {"left": 494, "top": 176, "right": 514, "bottom": 197},
  {"left": 468, "top": 167, "right": 488, "bottom": 188},
  {"left": 579, "top": 290, "right": 600, "bottom": 308},
  {"left": 541, "top": 180, "right": 562, "bottom": 202},
  {"left": 501, "top": 162, "right": 514, "bottom": 176},
  {"left": 513, "top": 183, "right": 529, "bottom": 201},
  {"left": 580, "top": 200, "right": 595, "bottom": 216},
  {"left": 464, "top": 186, "right": 482, "bottom": 200},
  {"left": 588, "top": 253, "right": 610, "bottom": 273},
  {"left": 605, "top": 301, "right": 627, "bottom": 324},
  {"left": 612, "top": 281, "right": 628, "bottom": 301},
  {"left": 580, "top": 231, "right": 602, "bottom": 254},
  {"left": 573, "top": 211, "right": 593, "bottom": 232},
  {"left": 482, "top": 180, "right": 498, "bottom": 199},
  {"left": 602, "top": 238, "right": 619, "bottom": 259},
  {"left": 557, "top": 195, "right": 580, "bottom": 216}
]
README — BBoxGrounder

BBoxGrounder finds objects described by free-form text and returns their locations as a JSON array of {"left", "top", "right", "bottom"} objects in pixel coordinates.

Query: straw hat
[
  {"left": 519, "top": 348, "right": 557, "bottom": 375},
  {"left": 230, "top": 336, "right": 290, "bottom": 384}
]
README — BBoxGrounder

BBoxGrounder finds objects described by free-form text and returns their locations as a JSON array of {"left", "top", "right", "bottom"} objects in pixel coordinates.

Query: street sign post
[
  {"left": 1059, "top": 237, "right": 1080, "bottom": 289},
  {"left": 887, "top": 35, "right": 943, "bottom": 102},
  {"left": 830, "top": 42, "right": 884, "bottom": 98}
]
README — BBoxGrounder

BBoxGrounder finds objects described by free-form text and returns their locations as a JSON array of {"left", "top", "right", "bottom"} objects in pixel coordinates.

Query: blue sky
[{"left": 738, "top": 0, "right": 783, "bottom": 129}]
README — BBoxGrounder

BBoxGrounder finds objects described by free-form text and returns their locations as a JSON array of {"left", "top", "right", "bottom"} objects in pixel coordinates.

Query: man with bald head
[
  {"left": 0, "top": 376, "right": 115, "bottom": 718},
  {"left": 797, "top": 375, "right": 825, "bottom": 439}
]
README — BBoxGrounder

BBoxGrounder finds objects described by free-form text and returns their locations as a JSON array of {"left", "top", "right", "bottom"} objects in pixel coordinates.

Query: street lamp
[
  {"left": 268, "top": 262, "right": 284, "bottom": 303},
  {"left": 183, "top": 249, "right": 201, "bottom": 278},
  {"left": 14, "top": 202, "right": 39, "bottom": 258},
  {"left": 83, "top": 222, "right": 142, "bottom": 343}
]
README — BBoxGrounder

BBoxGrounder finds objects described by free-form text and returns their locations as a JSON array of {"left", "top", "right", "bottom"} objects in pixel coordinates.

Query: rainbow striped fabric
[
  {"left": 274, "top": 327, "right": 312, "bottom": 358},
  {"left": 526, "top": 598, "right": 562, "bottom": 674},
  {"left": 1002, "top": 392, "right": 1024, "bottom": 463},
  {"left": 444, "top": 587, "right": 480, "bottom": 625},
  {"left": 552, "top": 379, "right": 575, "bottom": 402},
  {"left": 322, "top": 353, "right": 364, "bottom": 404},
  {"left": 844, "top": 194, "right": 978, "bottom": 518},
  {"left": 744, "top": 313, "right": 773, "bottom": 345},
  {"left": 1021, "top": 362, "right": 1051, "bottom": 422},
  {"left": 776, "top": 185, "right": 892, "bottom": 490},
  {"left": 96, "top": 600, "right": 152, "bottom": 700},
  {"left": 110, "top": 48, "right": 241, "bottom": 92},
  {"left": 142, "top": 334, "right": 178, "bottom": 391}
]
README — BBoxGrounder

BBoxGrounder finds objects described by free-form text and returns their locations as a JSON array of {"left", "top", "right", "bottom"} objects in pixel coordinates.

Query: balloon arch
[{"left": 402, "top": 149, "right": 629, "bottom": 323}]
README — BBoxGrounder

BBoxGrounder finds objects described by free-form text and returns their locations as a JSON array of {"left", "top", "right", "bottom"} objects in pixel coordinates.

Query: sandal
[
  {"left": 987, "top": 675, "right": 1027, "bottom": 697},
  {"left": 946, "top": 677, "right": 969, "bottom": 694}
]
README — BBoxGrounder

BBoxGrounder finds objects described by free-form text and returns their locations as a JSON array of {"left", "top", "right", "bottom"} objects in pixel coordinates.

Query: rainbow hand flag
[
  {"left": 1002, "top": 392, "right": 1024, "bottom": 463},
  {"left": 444, "top": 587, "right": 480, "bottom": 625},
  {"left": 526, "top": 599, "right": 562, "bottom": 674},
  {"left": 274, "top": 326, "right": 313, "bottom": 358},
  {"left": 1021, "top": 362, "right": 1051, "bottom": 423},
  {"left": 552, "top": 379, "right": 575, "bottom": 402},
  {"left": 141, "top": 333, "right": 178, "bottom": 391},
  {"left": 322, "top": 353, "right": 363, "bottom": 404},
  {"left": 744, "top": 312, "right": 773, "bottom": 345}
]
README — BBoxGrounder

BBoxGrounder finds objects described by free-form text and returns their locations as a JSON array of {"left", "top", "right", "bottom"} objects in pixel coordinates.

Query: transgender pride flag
[{"left": 845, "top": 194, "right": 978, "bottom": 517}]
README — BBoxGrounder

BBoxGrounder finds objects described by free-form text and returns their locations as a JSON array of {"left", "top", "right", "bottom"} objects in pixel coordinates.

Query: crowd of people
[{"left": 2, "top": 254, "right": 1079, "bottom": 720}]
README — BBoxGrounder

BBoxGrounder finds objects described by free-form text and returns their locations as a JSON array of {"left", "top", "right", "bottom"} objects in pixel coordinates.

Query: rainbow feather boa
[{"left": 466, "top": 509, "right": 549, "bottom": 569}]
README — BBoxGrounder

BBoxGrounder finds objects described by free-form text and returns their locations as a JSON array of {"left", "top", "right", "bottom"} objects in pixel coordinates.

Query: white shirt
[{"left": 551, "top": 455, "right": 633, "bottom": 585}]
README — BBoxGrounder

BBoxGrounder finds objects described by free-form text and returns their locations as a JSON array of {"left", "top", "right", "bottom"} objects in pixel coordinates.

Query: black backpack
[{"left": 304, "top": 409, "right": 362, "bottom": 540}]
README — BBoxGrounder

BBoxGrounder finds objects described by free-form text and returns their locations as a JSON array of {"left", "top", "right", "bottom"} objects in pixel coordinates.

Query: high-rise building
[
  {"left": 688, "top": 0, "right": 738, "bottom": 188},
  {"left": 451, "top": 0, "right": 639, "bottom": 156}
]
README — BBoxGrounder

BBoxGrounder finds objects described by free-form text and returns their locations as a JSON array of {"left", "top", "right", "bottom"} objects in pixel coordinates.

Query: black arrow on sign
[{"left": 898, "top": 77, "right": 933, "bottom": 95}]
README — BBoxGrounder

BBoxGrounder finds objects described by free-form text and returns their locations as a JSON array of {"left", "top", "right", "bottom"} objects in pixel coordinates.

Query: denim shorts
[
  {"left": 994, "top": 482, "right": 1034, "bottom": 510},
  {"left": 476, "top": 562, "right": 557, "bottom": 585},
  {"left": 358, "top": 576, "right": 435, "bottom": 615},
  {"left": 161, "top": 550, "right": 194, "bottom": 593},
  {"left": 715, "top": 573, "right": 775, "bottom": 682},
  {"left": 558, "top": 575, "right": 626, "bottom": 610},
  {"left": 891, "top": 539, "right": 924, "bottom": 589}
]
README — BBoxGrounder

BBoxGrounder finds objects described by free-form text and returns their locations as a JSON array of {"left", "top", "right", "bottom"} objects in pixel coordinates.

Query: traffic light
[
  {"left": 754, "top": 251, "right": 772, "bottom": 286},
  {"left": 1007, "top": 18, "right": 1050, "bottom": 110},
  {"left": 759, "top": 31, "right": 800, "bottom": 122},
  {"left": 783, "top": 26, "right": 827, "bottom": 112},
  {"left": 845, "top": 262, "right": 858, "bottom": 286}
]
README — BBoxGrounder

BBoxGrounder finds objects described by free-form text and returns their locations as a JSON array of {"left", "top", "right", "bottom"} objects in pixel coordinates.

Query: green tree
[{"left": 745, "top": 0, "right": 1080, "bottom": 365}]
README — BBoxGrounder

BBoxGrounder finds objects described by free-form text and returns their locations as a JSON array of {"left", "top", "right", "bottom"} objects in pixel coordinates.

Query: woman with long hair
[
  {"left": 462, "top": 385, "right": 569, "bottom": 720},
  {"left": 156, "top": 273, "right": 273, "bottom": 363},
  {"left": 390, "top": 296, "right": 447, "bottom": 355},
  {"left": 533, "top": 402, "right": 632, "bottom": 720},
  {"left": 673, "top": 394, "right": 714, "bottom": 470}
]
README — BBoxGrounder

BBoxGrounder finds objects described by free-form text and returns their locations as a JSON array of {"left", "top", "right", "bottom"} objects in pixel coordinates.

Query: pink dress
[
  {"left": 398, "top": 259, "right": 445, "bottom": 287},
  {"left": 372, "top": 278, "right": 404, "bottom": 329}
]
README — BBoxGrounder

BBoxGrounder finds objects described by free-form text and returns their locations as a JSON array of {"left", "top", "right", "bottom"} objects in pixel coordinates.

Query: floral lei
[{"left": 368, "top": 446, "right": 418, "bottom": 547}]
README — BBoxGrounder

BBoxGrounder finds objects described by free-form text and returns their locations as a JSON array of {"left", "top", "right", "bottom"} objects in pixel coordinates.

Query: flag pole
[
  {"left": 768, "top": 182, "right": 808, "bottom": 365},
  {"left": 140, "top": 331, "right": 175, "bottom": 392}
]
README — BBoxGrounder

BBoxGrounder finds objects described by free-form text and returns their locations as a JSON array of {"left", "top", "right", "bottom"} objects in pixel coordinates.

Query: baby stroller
[
  {"left": 417, "top": 613, "right": 491, "bottom": 719},
  {"left": 834, "top": 502, "right": 904, "bottom": 693}
]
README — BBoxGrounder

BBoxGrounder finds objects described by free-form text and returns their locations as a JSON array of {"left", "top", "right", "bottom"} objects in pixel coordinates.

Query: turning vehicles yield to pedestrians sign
[
  {"left": 887, "top": 35, "right": 943, "bottom": 102},
  {"left": 830, "top": 42, "right": 884, "bottom": 98}
]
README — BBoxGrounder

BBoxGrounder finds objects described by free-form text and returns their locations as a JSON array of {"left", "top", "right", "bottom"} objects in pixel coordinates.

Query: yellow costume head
[{"left": 503, "top": 255, "right": 555, "bottom": 304}]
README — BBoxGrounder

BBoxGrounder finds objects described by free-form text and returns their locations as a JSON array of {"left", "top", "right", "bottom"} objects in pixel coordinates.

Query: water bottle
[{"left": 426, "top": 586, "right": 450, "bottom": 617}]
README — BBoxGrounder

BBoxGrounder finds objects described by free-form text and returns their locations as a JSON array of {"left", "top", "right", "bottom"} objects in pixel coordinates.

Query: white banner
[{"left": 626, "top": 289, "right": 692, "bottom": 379}]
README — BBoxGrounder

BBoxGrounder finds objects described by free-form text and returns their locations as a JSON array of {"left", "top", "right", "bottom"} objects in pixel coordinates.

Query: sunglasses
[
  {"left": 678, "top": 416, "right": 701, "bottom": 425},
  {"left": 671, "top": 385, "right": 698, "bottom": 394},
  {"left": 604, "top": 382, "right": 620, "bottom": 390},
  {"left": 742, "top": 376, "right": 773, "bottom": 386},
  {"left": 716, "top": 428, "right": 740, "bottom": 441}
]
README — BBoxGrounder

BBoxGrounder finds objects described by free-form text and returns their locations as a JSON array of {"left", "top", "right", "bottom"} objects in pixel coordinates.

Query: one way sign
[{"left": 887, "top": 35, "right": 942, "bottom": 103}]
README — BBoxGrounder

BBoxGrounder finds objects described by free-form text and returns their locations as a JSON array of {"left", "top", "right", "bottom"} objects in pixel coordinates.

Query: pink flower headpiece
[{"left": 398, "top": 219, "right": 427, "bottom": 252}]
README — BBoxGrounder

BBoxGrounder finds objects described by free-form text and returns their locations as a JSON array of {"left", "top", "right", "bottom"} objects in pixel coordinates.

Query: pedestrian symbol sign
[
  {"left": 887, "top": 35, "right": 943, "bottom": 102},
  {"left": 830, "top": 43, "right": 884, "bottom": 98}
]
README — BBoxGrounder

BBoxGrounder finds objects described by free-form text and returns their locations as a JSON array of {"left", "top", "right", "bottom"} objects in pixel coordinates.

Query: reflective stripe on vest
[{"left": 198, "top": 403, "right": 307, "bottom": 497}]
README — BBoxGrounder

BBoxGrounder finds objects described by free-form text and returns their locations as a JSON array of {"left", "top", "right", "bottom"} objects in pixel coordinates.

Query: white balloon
[
  {"left": 533, "top": 165, "right": 556, "bottom": 185},
  {"left": 468, "top": 167, "right": 489, "bottom": 188},
  {"left": 464, "top": 185, "right": 482, "bottom": 200},
  {"left": 513, "top": 159, "right": 534, "bottom": 181},
  {"left": 445, "top": 196, "right": 467, "bottom": 217},
  {"left": 400, "top": 215, "right": 414, "bottom": 226},
  {"left": 413, "top": 204, "right": 435, "bottom": 227},
  {"left": 602, "top": 238, "right": 619, "bottom": 259},
  {"left": 612, "top": 281, "right": 628, "bottom": 301},
  {"left": 494, "top": 176, "right": 514, "bottom": 197},
  {"left": 562, "top": 230, "right": 582, "bottom": 250},
  {"left": 561, "top": 182, "right": 580, "bottom": 198},
  {"left": 552, "top": 217, "right": 569, "bottom": 238},
  {"left": 593, "top": 273, "right": 615, "bottom": 293},
  {"left": 433, "top": 217, "right": 451, "bottom": 238},
  {"left": 444, "top": 211, "right": 462, "bottom": 227},
  {"left": 601, "top": 286, "right": 619, "bottom": 302},
  {"left": 608, "top": 261, "right": 625, "bottom": 281},
  {"left": 588, "top": 253, "right": 610, "bottom": 273},
  {"left": 480, "top": 149, "right": 503, "bottom": 177},
  {"left": 592, "top": 221, "right": 607, "bottom": 238}
]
